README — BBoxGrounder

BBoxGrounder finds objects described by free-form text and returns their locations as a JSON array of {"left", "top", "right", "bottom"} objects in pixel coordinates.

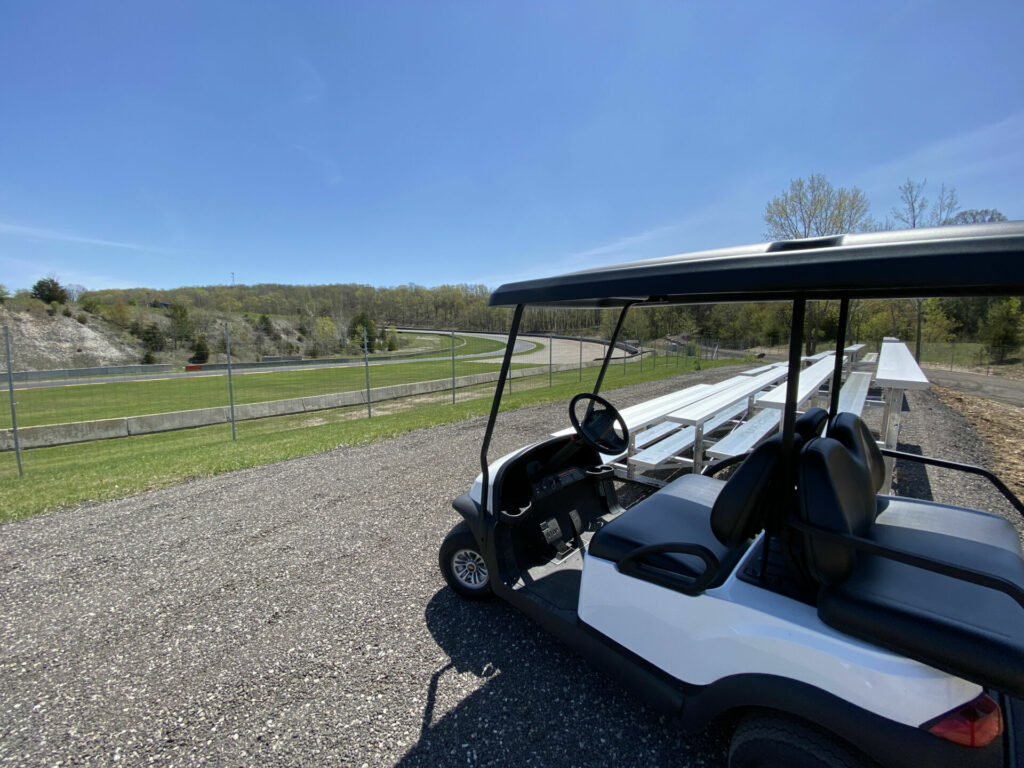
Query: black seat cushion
[
  {"left": 798, "top": 436, "right": 1024, "bottom": 696},
  {"left": 819, "top": 551, "right": 1024, "bottom": 697},
  {"left": 829, "top": 411, "right": 886, "bottom": 492},
  {"left": 588, "top": 474, "right": 731, "bottom": 578},
  {"left": 876, "top": 495, "right": 1024, "bottom": 559}
]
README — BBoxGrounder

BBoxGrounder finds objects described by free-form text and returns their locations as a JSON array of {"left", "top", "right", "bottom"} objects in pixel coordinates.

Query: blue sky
[{"left": 1, "top": 1, "right": 1023, "bottom": 293}]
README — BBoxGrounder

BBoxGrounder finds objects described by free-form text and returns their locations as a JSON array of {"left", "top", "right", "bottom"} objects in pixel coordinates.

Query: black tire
[
  {"left": 729, "top": 714, "right": 876, "bottom": 768},
  {"left": 439, "top": 522, "right": 492, "bottom": 600}
]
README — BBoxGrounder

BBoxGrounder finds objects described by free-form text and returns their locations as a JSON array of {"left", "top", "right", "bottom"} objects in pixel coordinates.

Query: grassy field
[
  {"left": 0, "top": 356, "right": 737, "bottom": 522},
  {"left": 1, "top": 343, "right": 540, "bottom": 429}
]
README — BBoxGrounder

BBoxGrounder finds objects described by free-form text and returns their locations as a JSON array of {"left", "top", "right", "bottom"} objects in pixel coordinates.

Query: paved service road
[
  {"left": 923, "top": 367, "right": 1024, "bottom": 407},
  {"left": 0, "top": 372, "right": 738, "bottom": 768}
]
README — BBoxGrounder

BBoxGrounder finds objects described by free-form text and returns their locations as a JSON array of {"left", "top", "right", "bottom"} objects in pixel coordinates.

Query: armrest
[
  {"left": 881, "top": 448, "right": 1024, "bottom": 516},
  {"left": 790, "top": 520, "right": 1024, "bottom": 610},
  {"left": 615, "top": 542, "right": 721, "bottom": 596}
]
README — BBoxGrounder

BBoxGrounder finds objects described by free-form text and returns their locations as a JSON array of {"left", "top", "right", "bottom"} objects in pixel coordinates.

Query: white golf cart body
[{"left": 444, "top": 222, "right": 1024, "bottom": 768}]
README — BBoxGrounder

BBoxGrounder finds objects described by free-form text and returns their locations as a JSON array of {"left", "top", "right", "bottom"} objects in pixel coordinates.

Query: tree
[
  {"left": 109, "top": 299, "right": 131, "bottom": 327},
  {"left": 891, "top": 179, "right": 961, "bottom": 360},
  {"left": 763, "top": 174, "right": 873, "bottom": 240},
  {"left": 762, "top": 175, "right": 876, "bottom": 354},
  {"left": 931, "top": 183, "right": 959, "bottom": 226},
  {"left": 31, "top": 276, "right": 69, "bottom": 304},
  {"left": 190, "top": 334, "right": 210, "bottom": 364},
  {"left": 891, "top": 179, "right": 929, "bottom": 229},
  {"left": 950, "top": 209, "right": 1008, "bottom": 225},
  {"left": 313, "top": 316, "right": 339, "bottom": 356},
  {"left": 979, "top": 297, "right": 1021, "bottom": 363},
  {"left": 0, "top": 284, "right": 8, "bottom": 304},
  {"left": 348, "top": 312, "right": 377, "bottom": 352},
  {"left": 65, "top": 283, "right": 86, "bottom": 302},
  {"left": 167, "top": 303, "right": 193, "bottom": 347},
  {"left": 141, "top": 323, "right": 166, "bottom": 353}
]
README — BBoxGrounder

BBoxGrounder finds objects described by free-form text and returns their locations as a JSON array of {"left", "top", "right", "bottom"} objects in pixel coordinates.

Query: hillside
[{"left": 0, "top": 305, "right": 141, "bottom": 371}]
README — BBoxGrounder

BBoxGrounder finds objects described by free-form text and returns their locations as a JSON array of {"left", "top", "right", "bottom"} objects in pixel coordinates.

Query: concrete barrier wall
[
  {"left": 0, "top": 360, "right": 591, "bottom": 451},
  {"left": 11, "top": 364, "right": 174, "bottom": 382}
]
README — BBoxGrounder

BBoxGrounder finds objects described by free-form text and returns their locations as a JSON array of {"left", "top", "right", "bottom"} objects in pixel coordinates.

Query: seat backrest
[
  {"left": 828, "top": 412, "right": 885, "bottom": 492},
  {"left": 796, "top": 437, "right": 877, "bottom": 584},
  {"left": 711, "top": 436, "right": 785, "bottom": 546},
  {"left": 795, "top": 407, "right": 828, "bottom": 440}
]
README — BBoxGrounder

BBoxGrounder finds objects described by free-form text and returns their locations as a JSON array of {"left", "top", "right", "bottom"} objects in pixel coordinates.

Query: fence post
[
  {"left": 4, "top": 326, "right": 23, "bottom": 477},
  {"left": 363, "top": 326, "right": 372, "bottom": 417},
  {"left": 224, "top": 322, "right": 236, "bottom": 441},
  {"left": 451, "top": 330, "right": 456, "bottom": 405},
  {"left": 579, "top": 336, "right": 583, "bottom": 383},
  {"left": 950, "top": 341, "right": 955, "bottom": 371},
  {"left": 549, "top": 334, "right": 553, "bottom": 387}
]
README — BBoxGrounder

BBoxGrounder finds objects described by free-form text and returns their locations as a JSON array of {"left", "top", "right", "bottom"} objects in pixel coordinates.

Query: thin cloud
[
  {"left": 0, "top": 221, "right": 191, "bottom": 256},
  {"left": 293, "top": 55, "right": 327, "bottom": 105},
  {"left": 856, "top": 111, "right": 1024, "bottom": 201}
]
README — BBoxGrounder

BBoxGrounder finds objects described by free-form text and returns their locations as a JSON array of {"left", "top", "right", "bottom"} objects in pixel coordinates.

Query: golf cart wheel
[
  {"left": 439, "top": 522, "right": 492, "bottom": 600},
  {"left": 729, "top": 714, "right": 875, "bottom": 768}
]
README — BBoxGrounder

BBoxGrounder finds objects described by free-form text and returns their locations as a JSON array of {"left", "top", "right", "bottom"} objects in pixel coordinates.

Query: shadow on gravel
[
  {"left": 397, "top": 589, "right": 729, "bottom": 768},
  {"left": 893, "top": 444, "right": 933, "bottom": 502}
]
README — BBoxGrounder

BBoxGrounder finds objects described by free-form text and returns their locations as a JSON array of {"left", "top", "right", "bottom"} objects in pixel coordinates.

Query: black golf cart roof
[{"left": 489, "top": 221, "right": 1024, "bottom": 308}]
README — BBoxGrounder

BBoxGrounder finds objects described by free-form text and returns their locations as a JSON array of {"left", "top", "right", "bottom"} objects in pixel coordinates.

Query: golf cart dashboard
[{"left": 494, "top": 436, "right": 602, "bottom": 523}]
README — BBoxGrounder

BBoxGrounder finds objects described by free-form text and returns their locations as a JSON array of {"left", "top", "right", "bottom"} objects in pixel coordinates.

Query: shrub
[
  {"left": 62, "top": 306, "right": 73, "bottom": 317},
  {"left": 142, "top": 350, "right": 156, "bottom": 365},
  {"left": 31, "top": 277, "right": 69, "bottom": 304},
  {"left": 77, "top": 313, "right": 88, "bottom": 324}
]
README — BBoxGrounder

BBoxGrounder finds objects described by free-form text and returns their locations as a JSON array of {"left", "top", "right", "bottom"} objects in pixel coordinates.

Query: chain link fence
[{"left": 1, "top": 325, "right": 724, "bottom": 479}]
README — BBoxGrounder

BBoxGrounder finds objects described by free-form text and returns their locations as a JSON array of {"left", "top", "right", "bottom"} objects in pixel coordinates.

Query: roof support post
[
  {"left": 760, "top": 297, "right": 807, "bottom": 582},
  {"left": 592, "top": 304, "right": 632, "bottom": 396},
  {"left": 480, "top": 304, "right": 524, "bottom": 518},
  {"left": 782, "top": 297, "right": 806, "bottom": 458},
  {"left": 829, "top": 297, "right": 850, "bottom": 419}
]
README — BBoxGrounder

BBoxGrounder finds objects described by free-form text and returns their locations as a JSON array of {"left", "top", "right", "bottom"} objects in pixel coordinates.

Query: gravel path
[
  {"left": 894, "top": 388, "right": 1024, "bottom": 542},
  {"left": 0, "top": 369, "right": 739, "bottom": 768},
  {"left": 1, "top": 370, "right": 1013, "bottom": 768}
]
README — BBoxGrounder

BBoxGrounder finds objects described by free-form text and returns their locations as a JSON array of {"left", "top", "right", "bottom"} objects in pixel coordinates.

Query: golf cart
[{"left": 438, "top": 222, "right": 1024, "bottom": 768}]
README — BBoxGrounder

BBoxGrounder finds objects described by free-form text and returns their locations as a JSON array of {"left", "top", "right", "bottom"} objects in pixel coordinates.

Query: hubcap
[{"left": 451, "top": 548, "right": 489, "bottom": 588}]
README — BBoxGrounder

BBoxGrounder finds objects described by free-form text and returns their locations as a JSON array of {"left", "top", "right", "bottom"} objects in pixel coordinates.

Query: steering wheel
[{"left": 569, "top": 393, "right": 629, "bottom": 455}]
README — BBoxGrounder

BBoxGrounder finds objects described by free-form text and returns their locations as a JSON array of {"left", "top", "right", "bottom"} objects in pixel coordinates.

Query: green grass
[
  {"left": 1, "top": 357, "right": 538, "bottom": 428},
  {"left": 0, "top": 355, "right": 736, "bottom": 523}
]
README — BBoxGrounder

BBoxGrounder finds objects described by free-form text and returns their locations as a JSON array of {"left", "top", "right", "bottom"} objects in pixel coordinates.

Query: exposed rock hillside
[{"left": 0, "top": 306, "right": 142, "bottom": 371}]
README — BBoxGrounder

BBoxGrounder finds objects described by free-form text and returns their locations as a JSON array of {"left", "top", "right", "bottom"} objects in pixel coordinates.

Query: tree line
[{"left": 3, "top": 174, "right": 1017, "bottom": 362}]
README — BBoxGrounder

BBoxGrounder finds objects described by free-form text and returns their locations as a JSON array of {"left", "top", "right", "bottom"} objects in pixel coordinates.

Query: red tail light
[{"left": 927, "top": 693, "right": 1003, "bottom": 748}]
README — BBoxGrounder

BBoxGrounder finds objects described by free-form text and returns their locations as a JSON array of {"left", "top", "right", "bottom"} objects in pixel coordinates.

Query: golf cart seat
[
  {"left": 796, "top": 436, "right": 1024, "bottom": 698},
  {"left": 588, "top": 437, "right": 785, "bottom": 595},
  {"left": 829, "top": 411, "right": 1024, "bottom": 552}
]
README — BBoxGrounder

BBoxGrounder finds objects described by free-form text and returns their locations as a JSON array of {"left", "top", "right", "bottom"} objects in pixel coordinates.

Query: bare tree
[
  {"left": 763, "top": 174, "right": 873, "bottom": 240},
  {"left": 930, "top": 184, "right": 959, "bottom": 226},
  {"left": 891, "top": 178, "right": 929, "bottom": 229},
  {"left": 763, "top": 174, "right": 873, "bottom": 353}
]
